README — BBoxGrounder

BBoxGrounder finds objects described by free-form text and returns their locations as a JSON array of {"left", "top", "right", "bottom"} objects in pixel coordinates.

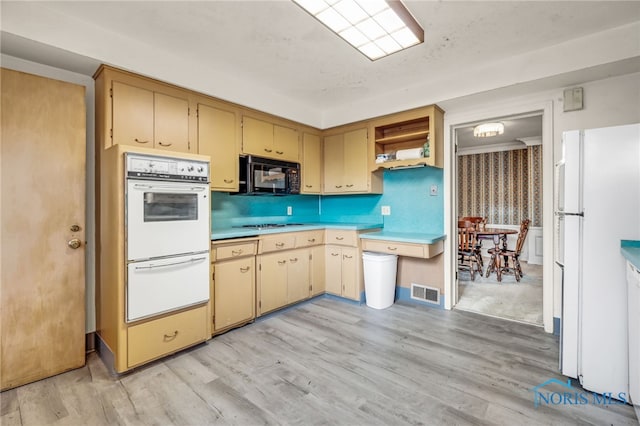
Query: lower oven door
[
  {"left": 127, "top": 179, "right": 210, "bottom": 261},
  {"left": 127, "top": 252, "right": 210, "bottom": 322}
]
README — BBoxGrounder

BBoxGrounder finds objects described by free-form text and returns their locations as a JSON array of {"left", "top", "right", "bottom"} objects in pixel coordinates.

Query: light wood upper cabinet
[
  {"left": 112, "top": 81, "right": 154, "bottom": 147},
  {"left": 323, "top": 127, "right": 381, "bottom": 194},
  {"left": 302, "top": 132, "right": 322, "bottom": 194},
  {"left": 197, "top": 102, "right": 240, "bottom": 191},
  {"left": 242, "top": 116, "right": 299, "bottom": 162},
  {"left": 154, "top": 92, "right": 190, "bottom": 152}
]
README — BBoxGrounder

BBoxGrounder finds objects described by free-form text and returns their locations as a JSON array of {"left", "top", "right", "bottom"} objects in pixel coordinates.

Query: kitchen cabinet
[
  {"left": 95, "top": 65, "right": 194, "bottom": 154},
  {"left": 369, "top": 104, "right": 444, "bottom": 169},
  {"left": 323, "top": 126, "right": 382, "bottom": 194},
  {"left": 325, "top": 246, "right": 359, "bottom": 300},
  {"left": 242, "top": 115, "right": 299, "bottom": 162},
  {"left": 301, "top": 132, "right": 322, "bottom": 194},
  {"left": 257, "top": 248, "right": 310, "bottom": 315},
  {"left": 360, "top": 239, "right": 444, "bottom": 259},
  {"left": 211, "top": 239, "right": 257, "bottom": 334},
  {"left": 310, "top": 245, "right": 326, "bottom": 296},
  {"left": 197, "top": 101, "right": 241, "bottom": 191}
]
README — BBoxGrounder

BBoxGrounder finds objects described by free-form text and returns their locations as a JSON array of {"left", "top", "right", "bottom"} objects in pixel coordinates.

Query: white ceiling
[{"left": 1, "top": 1, "right": 639, "bottom": 129}]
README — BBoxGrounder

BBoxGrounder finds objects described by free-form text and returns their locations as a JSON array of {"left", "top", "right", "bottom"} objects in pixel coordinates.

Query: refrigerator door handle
[{"left": 555, "top": 211, "right": 584, "bottom": 217}]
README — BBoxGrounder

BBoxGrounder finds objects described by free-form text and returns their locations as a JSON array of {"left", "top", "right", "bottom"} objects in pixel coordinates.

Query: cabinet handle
[
  {"left": 278, "top": 260, "right": 287, "bottom": 265},
  {"left": 308, "top": 238, "right": 315, "bottom": 243},
  {"left": 232, "top": 249, "right": 243, "bottom": 256},
  {"left": 335, "top": 185, "right": 342, "bottom": 188},
  {"left": 305, "top": 184, "right": 313, "bottom": 188},
  {"left": 163, "top": 330, "right": 178, "bottom": 341},
  {"left": 335, "top": 237, "right": 344, "bottom": 241},
  {"left": 240, "top": 266, "right": 250, "bottom": 273},
  {"left": 158, "top": 141, "right": 173, "bottom": 147},
  {"left": 224, "top": 179, "right": 234, "bottom": 183},
  {"left": 344, "top": 255, "right": 353, "bottom": 259},
  {"left": 134, "top": 138, "right": 149, "bottom": 144},
  {"left": 290, "top": 257, "right": 298, "bottom": 263},
  {"left": 387, "top": 246, "right": 398, "bottom": 251},
  {"left": 276, "top": 150, "right": 284, "bottom": 155},
  {"left": 346, "top": 184, "right": 354, "bottom": 188},
  {"left": 331, "top": 253, "right": 340, "bottom": 257},
  {"left": 264, "top": 148, "right": 273, "bottom": 153},
  {"left": 275, "top": 242, "right": 285, "bottom": 248}
]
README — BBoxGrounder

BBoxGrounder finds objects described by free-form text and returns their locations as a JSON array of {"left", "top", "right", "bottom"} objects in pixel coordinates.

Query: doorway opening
[{"left": 454, "top": 112, "right": 544, "bottom": 326}]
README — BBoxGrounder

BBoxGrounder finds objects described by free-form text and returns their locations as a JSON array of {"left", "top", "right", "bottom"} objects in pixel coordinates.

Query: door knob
[{"left": 68, "top": 238, "right": 82, "bottom": 249}]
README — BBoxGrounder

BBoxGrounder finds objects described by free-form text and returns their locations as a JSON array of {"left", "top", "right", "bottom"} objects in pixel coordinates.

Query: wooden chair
[
  {"left": 461, "top": 216, "right": 487, "bottom": 269},
  {"left": 485, "top": 219, "right": 530, "bottom": 282},
  {"left": 458, "top": 220, "right": 482, "bottom": 280}
]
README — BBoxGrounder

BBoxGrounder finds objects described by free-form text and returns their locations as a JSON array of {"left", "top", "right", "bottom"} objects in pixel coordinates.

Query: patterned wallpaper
[{"left": 457, "top": 146, "right": 542, "bottom": 226}]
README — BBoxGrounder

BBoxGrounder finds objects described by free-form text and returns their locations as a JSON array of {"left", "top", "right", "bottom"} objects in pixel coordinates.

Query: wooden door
[
  {"left": 258, "top": 253, "right": 288, "bottom": 314},
  {"left": 343, "top": 128, "right": 368, "bottom": 192},
  {"left": 112, "top": 81, "right": 154, "bottom": 147},
  {"left": 198, "top": 103, "right": 239, "bottom": 191},
  {"left": 242, "top": 116, "right": 273, "bottom": 157},
  {"left": 1, "top": 68, "right": 86, "bottom": 390},
  {"left": 274, "top": 124, "right": 299, "bottom": 162},
  {"left": 341, "top": 247, "right": 359, "bottom": 300},
  {"left": 324, "top": 246, "right": 343, "bottom": 295},
  {"left": 286, "top": 249, "right": 310, "bottom": 304},
  {"left": 213, "top": 257, "right": 255, "bottom": 331},
  {"left": 323, "top": 134, "right": 344, "bottom": 193},
  {"left": 302, "top": 132, "right": 321, "bottom": 194},
  {"left": 154, "top": 92, "right": 190, "bottom": 153}
]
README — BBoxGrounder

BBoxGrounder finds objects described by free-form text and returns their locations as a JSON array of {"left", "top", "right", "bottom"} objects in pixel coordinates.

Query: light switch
[
  {"left": 381, "top": 205, "right": 391, "bottom": 216},
  {"left": 563, "top": 87, "right": 583, "bottom": 112}
]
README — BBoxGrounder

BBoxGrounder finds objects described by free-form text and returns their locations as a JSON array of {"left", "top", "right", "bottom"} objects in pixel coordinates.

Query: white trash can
[{"left": 362, "top": 251, "right": 398, "bottom": 309}]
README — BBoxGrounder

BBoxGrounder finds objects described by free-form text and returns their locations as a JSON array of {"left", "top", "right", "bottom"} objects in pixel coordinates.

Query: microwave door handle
[
  {"left": 133, "top": 184, "right": 206, "bottom": 192},
  {"left": 134, "top": 256, "right": 207, "bottom": 270}
]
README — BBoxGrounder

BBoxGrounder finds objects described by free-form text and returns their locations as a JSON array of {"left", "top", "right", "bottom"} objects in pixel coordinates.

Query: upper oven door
[{"left": 126, "top": 179, "right": 210, "bottom": 261}]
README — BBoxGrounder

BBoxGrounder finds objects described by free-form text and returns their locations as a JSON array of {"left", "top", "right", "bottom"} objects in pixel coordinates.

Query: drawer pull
[
  {"left": 308, "top": 238, "right": 316, "bottom": 243},
  {"left": 275, "top": 242, "right": 285, "bottom": 248},
  {"left": 346, "top": 184, "right": 354, "bottom": 188},
  {"left": 331, "top": 253, "right": 340, "bottom": 257},
  {"left": 305, "top": 184, "right": 313, "bottom": 188},
  {"left": 134, "top": 138, "right": 149, "bottom": 144},
  {"left": 163, "top": 330, "right": 178, "bottom": 341},
  {"left": 335, "top": 185, "right": 342, "bottom": 188},
  {"left": 278, "top": 260, "right": 287, "bottom": 265},
  {"left": 224, "top": 179, "right": 234, "bottom": 183},
  {"left": 264, "top": 148, "right": 273, "bottom": 153},
  {"left": 387, "top": 246, "right": 398, "bottom": 251},
  {"left": 158, "top": 141, "right": 172, "bottom": 147},
  {"left": 344, "top": 255, "right": 353, "bottom": 259},
  {"left": 240, "top": 266, "right": 250, "bottom": 273},
  {"left": 276, "top": 150, "right": 284, "bottom": 155},
  {"left": 232, "top": 249, "right": 243, "bottom": 256},
  {"left": 335, "top": 237, "right": 344, "bottom": 241},
  {"left": 290, "top": 257, "right": 298, "bottom": 263}
]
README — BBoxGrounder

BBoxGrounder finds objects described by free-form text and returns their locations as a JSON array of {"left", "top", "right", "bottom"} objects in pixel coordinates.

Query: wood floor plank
[{"left": 2, "top": 297, "right": 638, "bottom": 425}]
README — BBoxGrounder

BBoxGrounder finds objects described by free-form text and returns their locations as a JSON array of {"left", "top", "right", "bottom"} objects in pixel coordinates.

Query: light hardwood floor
[{"left": 2, "top": 298, "right": 637, "bottom": 425}]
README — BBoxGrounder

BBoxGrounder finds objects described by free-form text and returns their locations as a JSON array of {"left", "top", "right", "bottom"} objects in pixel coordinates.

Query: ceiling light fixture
[
  {"left": 473, "top": 122, "right": 505, "bottom": 138},
  {"left": 292, "top": 0, "right": 424, "bottom": 61}
]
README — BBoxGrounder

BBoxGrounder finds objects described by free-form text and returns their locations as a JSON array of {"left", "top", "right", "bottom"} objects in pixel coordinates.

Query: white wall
[
  {"left": 2, "top": 54, "right": 97, "bottom": 333},
  {"left": 441, "top": 71, "right": 640, "bottom": 332}
]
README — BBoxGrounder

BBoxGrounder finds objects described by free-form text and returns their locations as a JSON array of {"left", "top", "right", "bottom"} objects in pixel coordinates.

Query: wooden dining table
[{"left": 472, "top": 228, "right": 519, "bottom": 281}]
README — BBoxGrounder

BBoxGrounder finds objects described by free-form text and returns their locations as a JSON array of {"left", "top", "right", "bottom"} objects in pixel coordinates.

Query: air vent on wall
[{"left": 411, "top": 283, "right": 440, "bottom": 305}]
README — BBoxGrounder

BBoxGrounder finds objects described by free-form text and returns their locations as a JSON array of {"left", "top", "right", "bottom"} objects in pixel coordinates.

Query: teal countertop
[
  {"left": 211, "top": 222, "right": 383, "bottom": 241},
  {"left": 359, "top": 230, "right": 446, "bottom": 245},
  {"left": 621, "top": 240, "right": 640, "bottom": 270}
]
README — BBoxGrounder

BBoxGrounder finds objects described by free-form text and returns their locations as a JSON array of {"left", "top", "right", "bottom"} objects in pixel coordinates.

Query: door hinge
[
  {"left": 109, "top": 128, "right": 113, "bottom": 140},
  {"left": 258, "top": 301, "right": 261, "bottom": 308},
  {"left": 188, "top": 107, "right": 190, "bottom": 116},
  {"left": 309, "top": 285, "right": 312, "bottom": 291},
  {"left": 309, "top": 253, "right": 312, "bottom": 260},
  {"left": 259, "top": 264, "right": 261, "bottom": 271},
  {"left": 109, "top": 87, "right": 113, "bottom": 98}
]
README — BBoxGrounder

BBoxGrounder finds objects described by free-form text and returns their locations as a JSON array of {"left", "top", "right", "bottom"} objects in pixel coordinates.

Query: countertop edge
[
  {"left": 359, "top": 231, "right": 447, "bottom": 245},
  {"left": 211, "top": 223, "right": 383, "bottom": 241},
  {"left": 621, "top": 240, "right": 640, "bottom": 270}
]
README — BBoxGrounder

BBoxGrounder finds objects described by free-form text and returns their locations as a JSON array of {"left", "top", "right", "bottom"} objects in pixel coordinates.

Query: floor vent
[{"left": 411, "top": 283, "right": 440, "bottom": 305}]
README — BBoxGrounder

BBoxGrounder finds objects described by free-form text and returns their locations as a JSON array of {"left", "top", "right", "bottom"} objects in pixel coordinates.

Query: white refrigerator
[{"left": 557, "top": 123, "right": 640, "bottom": 398}]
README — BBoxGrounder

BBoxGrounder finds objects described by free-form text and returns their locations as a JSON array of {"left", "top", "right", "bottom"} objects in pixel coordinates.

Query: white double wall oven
[{"left": 125, "top": 153, "right": 210, "bottom": 322}]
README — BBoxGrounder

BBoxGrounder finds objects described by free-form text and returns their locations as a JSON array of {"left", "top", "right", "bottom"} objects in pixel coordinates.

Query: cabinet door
[
  {"left": 213, "top": 257, "right": 255, "bottom": 331},
  {"left": 243, "top": 116, "right": 274, "bottom": 157},
  {"left": 154, "top": 92, "right": 190, "bottom": 153},
  {"left": 343, "top": 128, "right": 368, "bottom": 192},
  {"left": 341, "top": 247, "right": 359, "bottom": 300},
  {"left": 274, "top": 124, "right": 299, "bottom": 162},
  {"left": 323, "top": 134, "right": 344, "bottom": 193},
  {"left": 112, "top": 81, "right": 154, "bottom": 147},
  {"left": 325, "top": 246, "right": 343, "bottom": 295},
  {"left": 286, "top": 249, "right": 310, "bottom": 304},
  {"left": 310, "top": 245, "right": 325, "bottom": 296},
  {"left": 198, "top": 103, "right": 239, "bottom": 191},
  {"left": 259, "top": 253, "right": 288, "bottom": 314},
  {"left": 302, "top": 133, "right": 321, "bottom": 194}
]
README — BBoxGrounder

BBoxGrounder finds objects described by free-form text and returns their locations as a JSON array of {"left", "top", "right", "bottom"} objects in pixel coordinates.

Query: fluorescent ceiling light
[
  {"left": 473, "top": 122, "right": 505, "bottom": 138},
  {"left": 292, "top": 0, "right": 424, "bottom": 60}
]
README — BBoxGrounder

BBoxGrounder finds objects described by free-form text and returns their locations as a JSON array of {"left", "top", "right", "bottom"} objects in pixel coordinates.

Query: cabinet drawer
[
  {"left": 361, "top": 239, "right": 444, "bottom": 259},
  {"left": 325, "top": 229, "right": 357, "bottom": 247},
  {"left": 213, "top": 241, "right": 257, "bottom": 261},
  {"left": 295, "top": 230, "right": 325, "bottom": 248},
  {"left": 260, "top": 234, "right": 296, "bottom": 253},
  {"left": 127, "top": 306, "right": 208, "bottom": 368}
]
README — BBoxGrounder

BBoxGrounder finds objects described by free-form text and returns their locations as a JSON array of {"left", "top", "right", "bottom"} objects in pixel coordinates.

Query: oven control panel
[{"left": 125, "top": 153, "right": 209, "bottom": 183}]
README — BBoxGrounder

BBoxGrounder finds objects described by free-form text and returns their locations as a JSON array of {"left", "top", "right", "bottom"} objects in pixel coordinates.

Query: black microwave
[{"left": 236, "top": 155, "right": 300, "bottom": 195}]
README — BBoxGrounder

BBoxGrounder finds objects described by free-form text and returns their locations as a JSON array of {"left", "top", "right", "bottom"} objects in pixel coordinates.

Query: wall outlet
[
  {"left": 287, "top": 206, "right": 292, "bottom": 215},
  {"left": 430, "top": 185, "right": 438, "bottom": 196},
  {"left": 381, "top": 205, "right": 391, "bottom": 216}
]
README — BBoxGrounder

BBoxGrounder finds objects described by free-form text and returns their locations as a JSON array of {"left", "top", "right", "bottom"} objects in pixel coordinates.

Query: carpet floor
[{"left": 455, "top": 258, "right": 543, "bottom": 326}]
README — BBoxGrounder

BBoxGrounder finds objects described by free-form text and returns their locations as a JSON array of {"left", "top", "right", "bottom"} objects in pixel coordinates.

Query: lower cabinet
[
  {"left": 127, "top": 306, "right": 208, "bottom": 368},
  {"left": 310, "top": 245, "right": 326, "bottom": 296},
  {"left": 257, "top": 248, "right": 310, "bottom": 315},
  {"left": 325, "top": 245, "right": 360, "bottom": 300}
]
